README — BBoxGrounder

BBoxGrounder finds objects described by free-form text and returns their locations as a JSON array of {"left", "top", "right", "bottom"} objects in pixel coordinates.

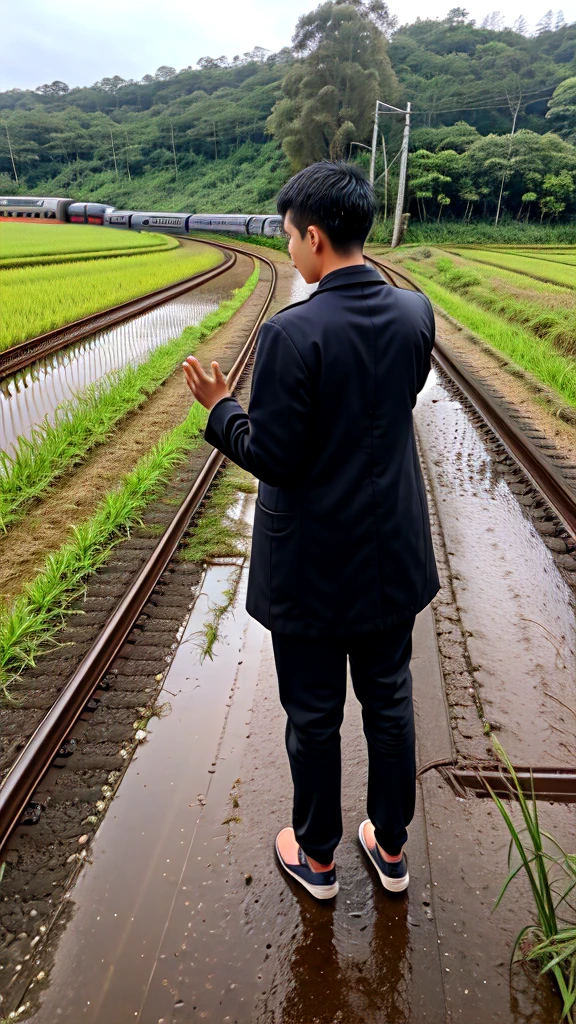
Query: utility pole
[
  {"left": 381, "top": 133, "right": 388, "bottom": 223},
  {"left": 109, "top": 127, "right": 118, "bottom": 177},
  {"left": 4, "top": 122, "right": 18, "bottom": 185},
  {"left": 170, "top": 121, "right": 178, "bottom": 177},
  {"left": 391, "top": 101, "right": 411, "bottom": 249},
  {"left": 369, "top": 100, "right": 379, "bottom": 185},
  {"left": 495, "top": 91, "right": 522, "bottom": 227}
]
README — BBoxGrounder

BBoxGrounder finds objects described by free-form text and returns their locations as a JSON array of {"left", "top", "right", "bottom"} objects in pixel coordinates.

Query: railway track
[
  {"left": 0, "top": 244, "right": 574, "bottom": 865},
  {"left": 367, "top": 252, "right": 576, "bottom": 801},
  {"left": 0, "top": 240, "right": 276, "bottom": 857},
  {"left": 0, "top": 239, "right": 236, "bottom": 382}
]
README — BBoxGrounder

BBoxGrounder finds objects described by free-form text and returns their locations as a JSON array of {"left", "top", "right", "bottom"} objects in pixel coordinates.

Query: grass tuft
[
  {"left": 183, "top": 466, "right": 256, "bottom": 564},
  {"left": 488, "top": 738, "right": 576, "bottom": 1022}
]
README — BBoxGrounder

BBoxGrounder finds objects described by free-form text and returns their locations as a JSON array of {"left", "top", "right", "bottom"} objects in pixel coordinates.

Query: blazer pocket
[{"left": 252, "top": 499, "right": 300, "bottom": 615}]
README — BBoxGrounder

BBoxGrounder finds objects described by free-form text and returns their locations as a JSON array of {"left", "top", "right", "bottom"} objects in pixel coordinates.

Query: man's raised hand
[{"left": 182, "top": 356, "right": 230, "bottom": 411}]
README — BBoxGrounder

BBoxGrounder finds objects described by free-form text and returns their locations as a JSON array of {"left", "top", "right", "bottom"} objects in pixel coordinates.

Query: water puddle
[
  {"left": 0, "top": 290, "right": 223, "bottom": 459},
  {"left": 416, "top": 370, "right": 576, "bottom": 766},
  {"left": 26, "top": 495, "right": 265, "bottom": 1023}
]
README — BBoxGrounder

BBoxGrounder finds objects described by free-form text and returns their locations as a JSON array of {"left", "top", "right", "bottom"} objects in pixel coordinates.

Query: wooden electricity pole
[{"left": 391, "top": 102, "right": 411, "bottom": 249}]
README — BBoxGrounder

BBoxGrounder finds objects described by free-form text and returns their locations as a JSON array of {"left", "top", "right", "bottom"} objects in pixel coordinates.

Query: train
[{"left": 0, "top": 196, "right": 283, "bottom": 238}]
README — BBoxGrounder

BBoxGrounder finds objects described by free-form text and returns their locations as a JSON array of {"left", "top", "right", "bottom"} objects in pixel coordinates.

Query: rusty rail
[
  {"left": 0, "top": 242, "right": 276, "bottom": 853},
  {"left": 0, "top": 242, "right": 235, "bottom": 382}
]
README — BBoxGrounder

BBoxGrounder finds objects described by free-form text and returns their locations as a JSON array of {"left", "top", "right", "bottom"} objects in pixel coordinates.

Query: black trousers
[{"left": 271, "top": 619, "right": 416, "bottom": 863}]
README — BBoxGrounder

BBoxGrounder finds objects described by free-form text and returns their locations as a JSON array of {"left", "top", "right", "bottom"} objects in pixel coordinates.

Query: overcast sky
[{"left": 3, "top": 0, "right": 575, "bottom": 92}]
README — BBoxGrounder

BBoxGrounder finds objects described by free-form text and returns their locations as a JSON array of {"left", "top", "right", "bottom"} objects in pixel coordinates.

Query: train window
[
  {"left": 17, "top": 212, "right": 22, "bottom": 217},
  {"left": 35, "top": 212, "right": 40, "bottom": 218}
]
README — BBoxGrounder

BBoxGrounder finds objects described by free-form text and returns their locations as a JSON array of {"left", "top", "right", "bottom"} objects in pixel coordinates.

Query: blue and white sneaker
[
  {"left": 275, "top": 827, "right": 339, "bottom": 900},
  {"left": 358, "top": 819, "right": 409, "bottom": 892}
]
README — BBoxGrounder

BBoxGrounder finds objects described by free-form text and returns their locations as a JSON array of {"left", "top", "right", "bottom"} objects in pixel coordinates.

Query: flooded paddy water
[{"left": 0, "top": 257, "right": 257, "bottom": 459}]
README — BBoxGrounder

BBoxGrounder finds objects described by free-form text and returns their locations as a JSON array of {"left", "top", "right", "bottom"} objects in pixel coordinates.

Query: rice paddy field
[
  {"left": 0, "top": 220, "right": 175, "bottom": 268},
  {"left": 0, "top": 233, "right": 224, "bottom": 348},
  {"left": 389, "top": 244, "right": 576, "bottom": 408}
]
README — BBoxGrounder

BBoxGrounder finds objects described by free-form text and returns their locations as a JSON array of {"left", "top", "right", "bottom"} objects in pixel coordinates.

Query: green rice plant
[
  {"left": 487, "top": 739, "right": 576, "bottom": 1022},
  {"left": 0, "top": 221, "right": 171, "bottom": 260},
  {"left": 0, "top": 404, "right": 208, "bottom": 699},
  {"left": 0, "top": 238, "right": 178, "bottom": 270},
  {"left": 0, "top": 242, "right": 224, "bottom": 349},
  {"left": 445, "top": 248, "right": 576, "bottom": 290},
  {"left": 424, "top": 254, "right": 576, "bottom": 356},
  {"left": 0, "top": 266, "right": 259, "bottom": 533},
  {"left": 405, "top": 263, "right": 576, "bottom": 408}
]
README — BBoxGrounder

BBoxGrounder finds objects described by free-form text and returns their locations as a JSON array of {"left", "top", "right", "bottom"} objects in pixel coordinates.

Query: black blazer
[{"left": 205, "top": 263, "right": 439, "bottom": 635}]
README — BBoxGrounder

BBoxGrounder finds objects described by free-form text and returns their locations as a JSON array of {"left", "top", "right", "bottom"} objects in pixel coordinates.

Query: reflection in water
[
  {"left": 264, "top": 887, "right": 410, "bottom": 1024},
  {"left": 0, "top": 295, "right": 219, "bottom": 458}
]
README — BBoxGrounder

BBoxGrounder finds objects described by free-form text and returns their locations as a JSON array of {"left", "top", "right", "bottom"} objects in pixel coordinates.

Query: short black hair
[{"left": 277, "top": 161, "right": 375, "bottom": 252}]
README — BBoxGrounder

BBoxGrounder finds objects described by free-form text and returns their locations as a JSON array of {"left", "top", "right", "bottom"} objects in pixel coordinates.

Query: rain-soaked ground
[
  {"left": 0, "top": 255, "right": 255, "bottom": 459},
  {"left": 20, "top": 432, "right": 575, "bottom": 1023},
  {"left": 415, "top": 369, "right": 576, "bottom": 768},
  {"left": 4, "top": 266, "right": 575, "bottom": 1023}
]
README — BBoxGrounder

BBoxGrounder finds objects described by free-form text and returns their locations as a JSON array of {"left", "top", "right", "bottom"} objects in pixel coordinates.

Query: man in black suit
[{"left": 183, "top": 162, "right": 438, "bottom": 901}]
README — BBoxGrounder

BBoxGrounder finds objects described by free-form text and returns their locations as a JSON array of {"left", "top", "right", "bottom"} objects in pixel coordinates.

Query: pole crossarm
[{"left": 376, "top": 101, "right": 405, "bottom": 114}]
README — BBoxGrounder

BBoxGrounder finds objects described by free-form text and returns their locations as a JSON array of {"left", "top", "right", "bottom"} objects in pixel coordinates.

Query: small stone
[
  {"left": 29, "top": 910, "right": 37, "bottom": 918},
  {"left": 78, "top": 835, "right": 89, "bottom": 845},
  {"left": 155, "top": 673, "right": 163, "bottom": 682},
  {"left": 36, "top": 971, "right": 45, "bottom": 981},
  {"left": 545, "top": 537, "right": 567, "bottom": 553},
  {"left": 135, "top": 730, "right": 147, "bottom": 742}
]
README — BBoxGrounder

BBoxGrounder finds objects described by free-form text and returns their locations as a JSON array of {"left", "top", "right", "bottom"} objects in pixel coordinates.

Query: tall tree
[
  {"left": 546, "top": 78, "right": 576, "bottom": 141},
  {"left": 267, "top": 0, "right": 398, "bottom": 169}
]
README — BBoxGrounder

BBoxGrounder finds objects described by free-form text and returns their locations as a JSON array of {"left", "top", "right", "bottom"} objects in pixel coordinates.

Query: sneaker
[
  {"left": 358, "top": 819, "right": 409, "bottom": 893},
  {"left": 275, "top": 827, "right": 339, "bottom": 900}
]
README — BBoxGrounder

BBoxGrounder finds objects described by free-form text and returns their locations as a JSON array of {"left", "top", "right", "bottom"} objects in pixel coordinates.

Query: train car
[
  {"left": 68, "top": 202, "right": 116, "bottom": 225},
  {"left": 188, "top": 214, "right": 250, "bottom": 235},
  {"left": 262, "top": 215, "right": 283, "bottom": 237},
  {"left": 131, "top": 212, "right": 191, "bottom": 234},
  {"left": 103, "top": 210, "right": 134, "bottom": 229},
  {"left": 0, "top": 196, "right": 73, "bottom": 221}
]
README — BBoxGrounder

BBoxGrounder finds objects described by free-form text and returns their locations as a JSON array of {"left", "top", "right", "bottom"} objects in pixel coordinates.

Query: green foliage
[
  {"left": 0, "top": 242, "right": 223, "bottom": 347},
  {"left": 370, "top": 219, "right": 576, "bottom": 245},
  {"left": 389, "top": 16, "right": 576, "bottom": 136},
  {"left": 487, "top": 739, "right": 576, "bottom": 1023},
  {"left": 267, "top": 0, "right": 398, "bottom": 168},
  {"left": 0, "top": 405, "right": 208, "bottom": 698},
  {"left": 546, "top": 77, "right": 576, "bottom": 141},
  {"left": 406, "top": 126, "right": 576, "bottom": 222},
  {"left": 0, "top": 267, "right": 260, "bottom": 533}
]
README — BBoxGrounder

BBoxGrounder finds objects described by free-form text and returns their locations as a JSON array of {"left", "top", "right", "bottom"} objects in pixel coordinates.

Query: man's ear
[{"left": 308, "top": 225, "right": 321, "bottom": 252}]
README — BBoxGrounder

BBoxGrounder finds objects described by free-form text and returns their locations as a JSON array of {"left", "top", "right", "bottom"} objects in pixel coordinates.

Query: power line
[
  {"left": 410, "top": 87, "right": 555, "bottom": 116},
  {"left": 410, "top": 96, "right": 553, "bottom": 115}
]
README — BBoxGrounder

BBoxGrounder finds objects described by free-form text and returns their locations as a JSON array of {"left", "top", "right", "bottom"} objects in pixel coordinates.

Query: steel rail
[
  {"left": 0, "top": 241, "right": 236, "bottom": 382},
  {"left": 0, "top": 242, "right": 276, "bottom": 853}
]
